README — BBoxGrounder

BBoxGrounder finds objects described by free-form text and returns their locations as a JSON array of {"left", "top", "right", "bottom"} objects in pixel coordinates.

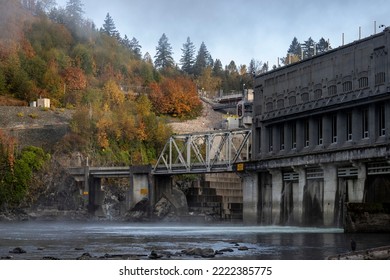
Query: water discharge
[{"left": 0, "top": 222, "right": 389, "bottom": 260}]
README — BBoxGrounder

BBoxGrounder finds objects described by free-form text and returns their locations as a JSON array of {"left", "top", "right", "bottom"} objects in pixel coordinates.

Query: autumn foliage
[{"left": 149, "top": 76, "right": 202, "bottom": 118}]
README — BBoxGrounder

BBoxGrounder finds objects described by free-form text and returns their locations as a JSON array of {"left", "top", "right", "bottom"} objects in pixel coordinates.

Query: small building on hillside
[{"left": 37, "top": 98, "right": 50, "bottom": 108}]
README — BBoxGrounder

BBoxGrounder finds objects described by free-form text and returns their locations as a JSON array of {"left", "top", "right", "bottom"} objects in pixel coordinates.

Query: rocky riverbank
[
  {"left": 2, "top": 243, "right": 251, "bottom": 260},
  {"left": 327, "top": 245, "right": 390, "bottom": 260}
]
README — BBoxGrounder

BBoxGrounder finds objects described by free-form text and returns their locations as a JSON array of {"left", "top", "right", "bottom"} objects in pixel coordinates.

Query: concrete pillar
[
  {"left": 323, "top": 115, "right": 332, "bottom": 147},
  {"left": 242, "top": 172, "right": 259, "bottom": 225},
  {"left": 128, "top": 173, "right": 150, "bottom": 210},
  {"left": 350, "top": 162, "right": 366, "bottom": 202},
  {"left": 337, "top": 112, "right": 347, "bottom": 145},
  {"left": 88, "top": 176, "right": 103, "bottom": 214},
  {"left": 293, "top": 167, "right": 305, "bottom": 224},
  {"left": 385, "top": 102, "right": 390, "bottom": 138},
  {"left": 368, "top": 104, "right": 376, "bottom": 145},
  {"left": 128, "top": 166, "right": 153, "bottom": 210},
  {"left": 323, "top": 164, "right": 338, "bottom": 226},
  {"left": 83, "top": 165, "right": 90, "bottom": 204},
  {"left": 269, "top": 169, "right": 283, "bottom": 224},
  {"left": 352, "top": 109, "right": 362, "bottom": 142}
]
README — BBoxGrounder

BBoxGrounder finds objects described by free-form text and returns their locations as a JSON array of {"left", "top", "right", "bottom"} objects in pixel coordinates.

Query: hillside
[
  {"left": 0, "top": 106, "right": 72, "bottom": 150},
  {"left": 0, "top": 101, "right": 223, "bottom": 150}
]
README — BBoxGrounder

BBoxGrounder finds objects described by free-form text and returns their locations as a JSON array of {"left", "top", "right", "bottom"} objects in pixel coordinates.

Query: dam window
[
  {"left": 346, "top": 112, "right": 353, "bottom": 141},
  {"left": 266, "top": 102, "right": 274, "bottom": 112},
  {"left": 328, "top": 85, "right": 337, "bottom": 96},
  {"left": 277, "top": 99, "right": 285, "bottom": 109},
  {"left": 331, "top": 115, "right": 338, "bottom": 143},
  {"left": 362, "top": 108, "right": 369, "bottom": 139},
  {"left": 289, "top": 96, "right": 296, "bottom": 106},
  {"left": 314, "top": 89, "right": 322, "bottom": 99},
  {"left": 304, "top": 119, "right": 310, "bottom": 147},
  {"left": 268, "top": 126, "right": 273, "bottom": 152},
  {"left": 291, "top": 121, "right": 297, "bottom": 149},
  {"left": 279, "top": 124, "right": 285, "bottom": 150},
  {"left": 256, "top": 127, "right": 261, "bottom": 154},
  {"left": 301, "top": 92, "right": 309, "bottom": 102},
  {"left": 375, "top": 72, "right": 386, "bottom": 85},
  {"left": 358, "top": 77, "right": 368, "bottom": 89},
  {"left": 378, "top": 105, "right": 386, "bottom": 136},
  {"left": 342, "top": 81, "right": 352, "bottom": 93},
  {"left": 317, "top": 117, "right": 323, "bottom": 145}
]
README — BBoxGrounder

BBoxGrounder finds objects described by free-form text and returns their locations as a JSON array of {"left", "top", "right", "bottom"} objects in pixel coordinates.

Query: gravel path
[{"left": 169, "top": 100, "right": 224, "bottom": 134}]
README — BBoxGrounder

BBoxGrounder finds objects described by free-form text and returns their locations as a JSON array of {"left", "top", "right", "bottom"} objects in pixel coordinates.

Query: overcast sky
[{"left": 56, "top": 0, "right": 390, "bottom": 67}]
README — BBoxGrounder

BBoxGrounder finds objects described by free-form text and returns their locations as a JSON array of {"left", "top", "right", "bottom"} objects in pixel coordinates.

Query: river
[{"left": 1, "top": 222, "right": 389, "bottom": 260}]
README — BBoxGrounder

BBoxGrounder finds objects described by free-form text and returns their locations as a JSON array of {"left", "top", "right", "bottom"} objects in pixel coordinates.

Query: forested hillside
[{"left": 0, "top": 0, "right": 334, "bottom": 166}]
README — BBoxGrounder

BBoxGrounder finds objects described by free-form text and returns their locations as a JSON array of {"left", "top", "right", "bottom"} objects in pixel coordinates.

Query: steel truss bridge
[{"left": 153, "top": 129, "right": 252, "bottom": 175}]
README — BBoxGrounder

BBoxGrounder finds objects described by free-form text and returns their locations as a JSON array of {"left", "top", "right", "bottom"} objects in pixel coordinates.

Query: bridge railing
[{"left": 153, "top": 129, "right": 252, "bottom": 175}]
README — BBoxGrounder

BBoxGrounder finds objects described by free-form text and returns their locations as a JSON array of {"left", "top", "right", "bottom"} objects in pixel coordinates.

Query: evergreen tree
[
  {"left": 302, "top": 37, "right": 316, "bottom": 58},
  {"left": 129, "top": 37, "right": 142, "bottom": 59},
  {"left": 102, "top": 13, "right": 118, "bottom": 37},
  {"left": 194, "top": 42, "right": 213, "bottom": 77},
  {"left": 122, "top": 35, "right": 131, "bottom": 48},
  {"left": 287, "top": 37, "right": 302, "bottom": 56},
  {"left": 180, "top": 37, "right": 196, "bottom": 75},
  {"left": 317, "top": 37, "right": 330, "bottom": 54},
  {"left": 213, "top": 59, "right": 223, "bottom": 77},
  {"left": 35, "top": 0, "right": 57, "bottom": 14},
  {"left": 154, "top": 33, "right": 174, "bottom": 69},
  {"left": 65, "top": 0, "right": 84, "bottom": 27}
]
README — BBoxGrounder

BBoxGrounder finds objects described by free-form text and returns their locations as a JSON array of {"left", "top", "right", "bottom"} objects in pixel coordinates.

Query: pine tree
[
  {"left": 213, "top": 59, "right": 223, "bottom": 77},
  {"left": 65, "top": 0, "right": 84, "bottom": 27},
  {"left": 102, "top": 13, "right": 117, "bottom": 36},
  {"left": 154, "top": 33, "right": 174, "bottom": 69},
  {"left": 302, "top": 37, "right": 316, "bottom": 58},
  {"left": 180, "top": 37, "right": 196, "bottom": 75},
  {"left": 129, "top": 37, "right": 142, "bottom": 60},
  {"left": 195, "top": 42, "right": 212, "bottom": 75},
  {"left": 287, "top": 37, "right": 302, "bottom": 56},
  {"left": 317, "top": 37, "right": 330, "bottom": 54},
  {"left": 194, "top": 42, "right": 213, "bottom": 77},
  {"left": 122, "top": 35, "right": 131, "bottom": 48}
]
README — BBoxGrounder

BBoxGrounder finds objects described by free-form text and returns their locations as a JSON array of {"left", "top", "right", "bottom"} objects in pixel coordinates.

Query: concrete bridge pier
[
  {"left": 88, "top": 176, "right": 104, "bottom": 214},
  {"left": 127, "top": 166, "right": 153, "bottom": 211}
]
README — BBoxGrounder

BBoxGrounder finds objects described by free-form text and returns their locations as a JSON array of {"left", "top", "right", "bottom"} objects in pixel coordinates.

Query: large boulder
[{"left": 125, "top": 197, "right": 150, "bottom": 221}]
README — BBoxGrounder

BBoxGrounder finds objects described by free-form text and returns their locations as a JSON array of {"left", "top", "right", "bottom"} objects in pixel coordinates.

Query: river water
[{"left": 0, "top": 222, "right": 389, "bottom": 260}]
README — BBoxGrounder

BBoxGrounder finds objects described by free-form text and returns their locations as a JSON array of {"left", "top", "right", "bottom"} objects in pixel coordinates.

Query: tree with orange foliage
[
  {"left": 149, "top": 76, "right": 202, "bottom": 118},
  {"left": 63, "top": 66, "right": 87, "bottom": 90}
]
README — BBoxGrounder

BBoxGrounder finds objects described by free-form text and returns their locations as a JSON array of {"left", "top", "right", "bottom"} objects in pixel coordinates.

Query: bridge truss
[{"left": 153, "top": 129, "right": 251, "bottom": 175}]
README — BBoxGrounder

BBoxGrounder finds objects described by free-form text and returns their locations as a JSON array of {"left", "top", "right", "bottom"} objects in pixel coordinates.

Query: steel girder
[{"left": 153, "top": 129, "right": 251, "bottom": 174}]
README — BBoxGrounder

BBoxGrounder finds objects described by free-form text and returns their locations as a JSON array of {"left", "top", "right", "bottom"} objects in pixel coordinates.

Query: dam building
[{"left": 244, "top": 28, "right": 390, "bottom": 226}]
